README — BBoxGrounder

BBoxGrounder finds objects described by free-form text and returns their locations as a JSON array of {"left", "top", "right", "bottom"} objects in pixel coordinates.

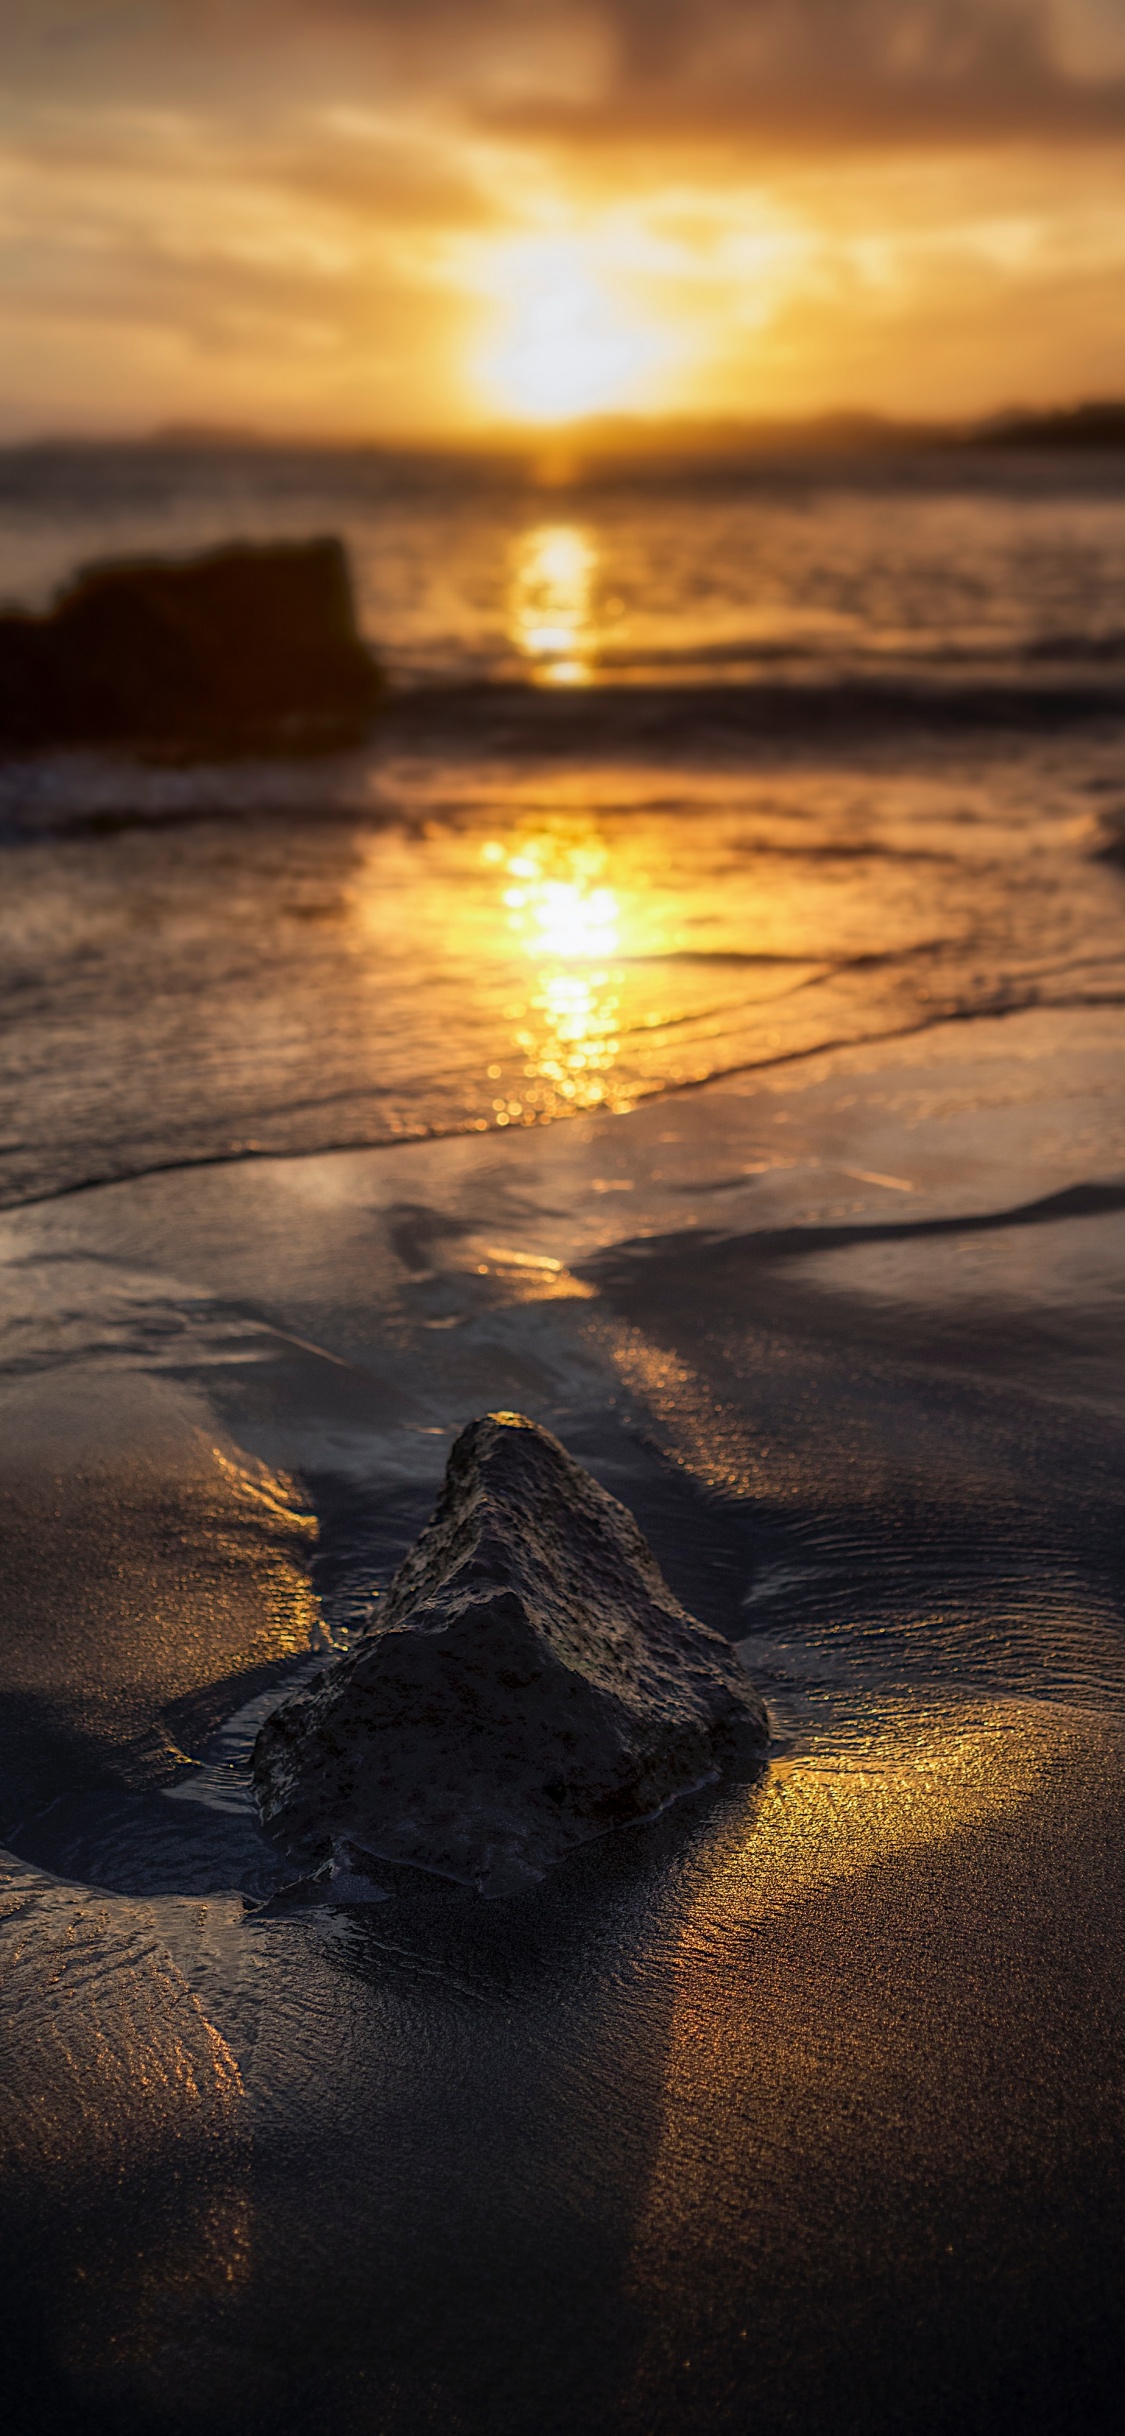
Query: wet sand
[{"left": 3, "top": 1001, "right": 1125, "bottom": 2432}]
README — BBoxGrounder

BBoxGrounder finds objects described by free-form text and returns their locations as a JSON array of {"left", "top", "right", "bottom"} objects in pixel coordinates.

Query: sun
[{"left": 471, "top": 235, "right": 672, "bottom": 423}]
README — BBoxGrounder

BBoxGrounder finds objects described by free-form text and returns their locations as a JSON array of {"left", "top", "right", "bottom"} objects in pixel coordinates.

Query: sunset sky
[{"left": 4, "top": 1, "right": 1125, "bottom": 438}]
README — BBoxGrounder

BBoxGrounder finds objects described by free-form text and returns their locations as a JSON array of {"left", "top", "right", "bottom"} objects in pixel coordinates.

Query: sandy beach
[{"left": 3, "top": 974, "right": 1125, "bottom": 2432}]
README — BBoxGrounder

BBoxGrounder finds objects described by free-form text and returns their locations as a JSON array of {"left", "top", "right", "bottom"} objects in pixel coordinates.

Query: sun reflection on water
[
  {"left": 493, "top": 831, "right": 620, "bottom": 960},
  {"left": 480, "top": 826, "right": 635, "bottom": 1120},
  {"left": 510, "top": 525, "right": 597, "bottom": 685},
  {"left": 355, "top": 779, "right": 904, "bottom": 1143}
]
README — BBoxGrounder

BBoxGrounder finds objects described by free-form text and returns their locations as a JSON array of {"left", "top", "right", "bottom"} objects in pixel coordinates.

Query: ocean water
[
  {"left": 4, "top": 438, "right": 1125, "bottom": 690},
  {"left": 3, "top": 442, "right": 1125, "bottom": 2435},
  {"left": 1, "top": 441, "right": 1125, "bottom": 1205}
]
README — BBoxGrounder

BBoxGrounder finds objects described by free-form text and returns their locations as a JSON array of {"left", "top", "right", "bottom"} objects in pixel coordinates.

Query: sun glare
[
  {"left": 472, "top": 235, "right": 671, "bottom": 423},
  {"left": 510, "top": 524, "right": 596, "bottom": 684},
  {"left": 477, "top": 827, "right": 631, "bottom": 1116},
  {"left": 495, "top": 831, "right": 621, "bottom": 962}
]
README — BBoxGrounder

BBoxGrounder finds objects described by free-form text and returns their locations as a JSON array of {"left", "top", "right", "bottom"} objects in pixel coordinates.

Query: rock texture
[
  {"left": 253, "top": 1413, "right": 769, "bottom": 1895},
  {"left": 0, "top": 536, "right": 382, "bottom": 753}
]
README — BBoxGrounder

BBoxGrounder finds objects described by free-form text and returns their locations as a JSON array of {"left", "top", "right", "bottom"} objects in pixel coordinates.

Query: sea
[{"left": 1, "top": 436, "right": 1124, "bottom": 1207}]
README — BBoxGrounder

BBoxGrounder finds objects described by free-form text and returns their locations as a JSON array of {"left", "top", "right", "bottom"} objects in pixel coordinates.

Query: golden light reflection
[
  {"left": 481, "top": 824, "right": 634, "bottom": 1120},
  {"left": 510, "top": 524, "right": 597, "bottom": 685},
  {"left": 711, "top": 1699, "right": 1054, "bottom": 1919},
  {"left": 621, "top": 1696, "right": 1072, "bottom": 2373},
  {"left": 0, "top": 1878, "right": 252, "bottom": 2404},
  {"left": 355, "top": 778, "right": 911, "bottom": 1147}
]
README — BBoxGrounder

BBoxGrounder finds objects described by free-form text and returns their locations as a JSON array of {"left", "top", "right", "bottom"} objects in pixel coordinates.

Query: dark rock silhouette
[
  {"left": 0, "top": 536, "right": 382, "bottom": 753},
  {"left": 976, "top": 400, "right": 1125, "bottom": 449},
  {"left": 253, "top": 1412, "right": 769, "bottom": 1895}
]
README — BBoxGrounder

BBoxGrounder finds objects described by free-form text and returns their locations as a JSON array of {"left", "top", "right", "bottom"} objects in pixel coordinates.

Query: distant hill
[
  {"left": 971, "top": 401, "right": 1125, "bottom": 447},
  {"left": 148, "top": 420, "right": 266, "bottom": 448},
  {"left": 504, "top": 405, "right": 1125, "bottom": 461},
  {"left": 9, "top": 401, "right": 1125, "bottom": 462}
]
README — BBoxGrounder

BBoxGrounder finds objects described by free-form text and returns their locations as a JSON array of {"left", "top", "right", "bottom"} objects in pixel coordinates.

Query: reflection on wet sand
[
  {"left": 3, "top": 1061, "right": 1125, "bottom": 2429},
  {"left": 670, "top": 1696, "right": 1053, "bottom": 1932},
  {"left": 0, "top": 1866, "right": 252, "bottom": 2422},
  {"left": 618, "top": 1698, "right": 1120, "bottom": 2433}
]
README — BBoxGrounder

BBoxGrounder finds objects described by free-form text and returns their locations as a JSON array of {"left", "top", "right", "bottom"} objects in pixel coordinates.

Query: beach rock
[
  {"left": 253, "top": 1413, "right": 769, "bottom": 1895},
  {"left": 0, "top": 535, "right": 382, "bottom": 753}
]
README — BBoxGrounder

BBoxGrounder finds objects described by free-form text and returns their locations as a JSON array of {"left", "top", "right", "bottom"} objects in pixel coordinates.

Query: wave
[
  {"left": 6, "top": 988, "right": 1124, "bottom": 1218},
  {"left": 570, "top": 632, "right": 1125, "bottom": 673},
  {"left": 3, "top": 669, "right": 1124, "bottom": 843},
  {"left": 382, "top": 675, "right": 1125, "bottom": 759}
]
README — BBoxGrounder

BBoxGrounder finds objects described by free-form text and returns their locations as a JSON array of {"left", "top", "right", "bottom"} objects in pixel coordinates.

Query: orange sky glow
[{"left": 3, "top": 3, "right": 1125, "bottom": 438}]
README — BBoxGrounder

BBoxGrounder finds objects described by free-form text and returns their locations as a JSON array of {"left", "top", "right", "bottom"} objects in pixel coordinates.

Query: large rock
[
  {"left": 253, "top": 1413, "right": 769, "bottom": 1895},
  {"left": 0, "top": 536, "right": 382, "bottom": 753}
]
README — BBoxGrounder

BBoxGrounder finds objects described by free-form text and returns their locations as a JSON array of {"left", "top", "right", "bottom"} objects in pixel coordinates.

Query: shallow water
[
  {"left": 3, "top": 447, "right": 1125, "bottom": 2433},
  {"left": 1, "top": 738, "right": 1124, "bottom": 1205},
  {"left": 2, "top": 450, "right": 1125, "bottom": 1202}
]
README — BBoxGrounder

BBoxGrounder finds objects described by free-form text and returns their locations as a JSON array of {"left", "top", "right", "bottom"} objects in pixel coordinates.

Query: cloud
[
  {"left": 494, "top": 2, "right": 1125, "bottom": 147},
  {"left": 6, "top": 4, "right": 1125, "bottom": 144},
  {"left": 3, "top": 3, "right": 1125, "bottom": 433}
]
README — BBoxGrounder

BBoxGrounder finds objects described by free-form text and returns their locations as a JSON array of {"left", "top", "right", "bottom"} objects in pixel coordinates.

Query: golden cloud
[{"left": 2, "top": 4, "right": 1125, "bottom": 433}]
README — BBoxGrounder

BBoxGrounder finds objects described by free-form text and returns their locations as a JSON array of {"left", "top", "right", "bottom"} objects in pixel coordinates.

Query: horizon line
[{"left": 3, "top": 399, "right": 1125, "bottom": 456}]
